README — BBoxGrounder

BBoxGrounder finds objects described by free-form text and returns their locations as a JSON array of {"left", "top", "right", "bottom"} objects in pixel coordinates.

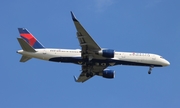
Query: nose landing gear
[{"left": 148, "top": 66, "right": 153, "bottom": 74}]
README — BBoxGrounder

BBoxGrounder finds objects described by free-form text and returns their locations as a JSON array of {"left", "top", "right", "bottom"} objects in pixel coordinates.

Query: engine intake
[
  {"left": 98, "top": 49, "right": 114, "bottom": 58},
  {"left": 102, "top": 69, "right": 115, "bottom": 79}
]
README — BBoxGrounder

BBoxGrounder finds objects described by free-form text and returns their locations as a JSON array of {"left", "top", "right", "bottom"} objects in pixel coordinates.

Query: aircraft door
[
  {"left": 152, "top": 55, "right": 156, "bottom": 60},
  {"left": 43, "top": 49, "right": 46, "bottom": 54},
  {"left": 42, "top": 49, "right": 47, "bottom": 60},
  {"left": 121, "top": 53, "right": 126, "bottom": 59}
]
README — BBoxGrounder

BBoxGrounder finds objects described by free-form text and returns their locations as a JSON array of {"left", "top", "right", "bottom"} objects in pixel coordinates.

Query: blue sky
[{"left": 1, "top": 0, "right": 180, "bottom": 108}]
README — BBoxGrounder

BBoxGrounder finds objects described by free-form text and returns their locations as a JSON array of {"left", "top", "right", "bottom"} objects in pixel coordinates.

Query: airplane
[{"left": 16, "top": 11, "right": 170, "bottom": 83}]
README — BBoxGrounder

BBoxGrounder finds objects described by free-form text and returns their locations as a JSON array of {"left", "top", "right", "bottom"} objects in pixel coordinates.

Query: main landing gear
[
  {"left": 85, "top": 56, "right": 94, "bottom": 77},
  {"left": 86, "top": 62, "right": 94, "bottom": 77},
  {"left": 84, "top": 60, "right": 94, "bottom": 77},
  {"left": 148, "top": 66, "right": 153, "bottom": 74},
  {"left": 86, "top": 72, "right": 93, "bottom": 77},
  {"left": 85, "top": 65, "right": 94, "bottom": 77}
]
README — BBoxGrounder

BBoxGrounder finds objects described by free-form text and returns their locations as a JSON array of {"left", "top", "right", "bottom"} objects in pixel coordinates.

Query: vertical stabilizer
[{"left": 18, "top": 28, "right": 45, "bottom": 49}]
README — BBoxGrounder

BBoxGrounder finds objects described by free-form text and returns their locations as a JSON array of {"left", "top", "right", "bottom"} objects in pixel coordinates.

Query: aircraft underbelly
[{"left": 49, "top": 57, "right": 162, "bottom": 67}]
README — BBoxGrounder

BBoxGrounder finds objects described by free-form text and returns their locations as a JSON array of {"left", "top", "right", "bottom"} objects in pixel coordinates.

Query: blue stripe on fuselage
[{"left": 49, "top": 57, "right": 162, "bottom": 67}]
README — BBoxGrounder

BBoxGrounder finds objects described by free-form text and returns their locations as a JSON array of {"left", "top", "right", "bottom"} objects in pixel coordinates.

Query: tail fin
[{"left": 18, "top": 28, "right": 45, "bottom": 49}]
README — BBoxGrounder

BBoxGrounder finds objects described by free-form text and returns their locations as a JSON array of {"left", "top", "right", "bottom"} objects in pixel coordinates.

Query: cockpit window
[{"left": 160, "top": 56, "right": 163, "bottom": 59}]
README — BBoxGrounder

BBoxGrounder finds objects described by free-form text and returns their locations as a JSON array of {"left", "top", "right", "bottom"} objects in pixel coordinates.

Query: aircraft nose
[{"left": 163, "top": 60, "right": 170, "bottom": 66}]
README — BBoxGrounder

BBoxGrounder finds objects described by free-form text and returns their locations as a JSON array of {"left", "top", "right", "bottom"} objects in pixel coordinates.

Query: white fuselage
[{"left": 17, "top": 48, "right": 170, "bottom": 67}]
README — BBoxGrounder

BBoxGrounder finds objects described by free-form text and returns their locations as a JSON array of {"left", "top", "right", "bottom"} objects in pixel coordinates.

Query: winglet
[
  {"left": 73, "top": 76, "right": 78, "bottom": 82},
  {"left": 70, "top": 11, "right": 78, "bottom": 22}
]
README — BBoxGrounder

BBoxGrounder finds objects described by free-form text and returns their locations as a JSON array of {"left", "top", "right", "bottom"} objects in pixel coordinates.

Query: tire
[{"left": 86, "top": 73, "right": 90, "bottom": 77}]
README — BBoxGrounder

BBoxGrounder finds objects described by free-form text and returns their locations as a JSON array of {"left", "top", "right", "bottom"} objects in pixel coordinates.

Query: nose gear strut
[{"left": 148, "top": 66, "right": 153, "bottom": 74}]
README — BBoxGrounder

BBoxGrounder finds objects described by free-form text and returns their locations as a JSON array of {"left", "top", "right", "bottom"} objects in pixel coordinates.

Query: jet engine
[
  {"left": 102, "top": 69, "right": 115, "bottom": 79},
  {"left": 97, "top": 49, "right": 114, "bottom": 58}
]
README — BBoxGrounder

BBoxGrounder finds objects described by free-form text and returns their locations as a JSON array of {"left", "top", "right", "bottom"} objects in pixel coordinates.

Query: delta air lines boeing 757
[{"left": 16, "top": 12, "right": 170, "bottom": 82}]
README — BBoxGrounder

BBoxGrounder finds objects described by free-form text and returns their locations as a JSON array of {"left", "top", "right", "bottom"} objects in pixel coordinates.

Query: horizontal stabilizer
[
  {"left": 20, "top": 55, "right": 32, "bottom": 62},
  {"left": 17, "top": 38, "right": 36, "bottom": 52}
]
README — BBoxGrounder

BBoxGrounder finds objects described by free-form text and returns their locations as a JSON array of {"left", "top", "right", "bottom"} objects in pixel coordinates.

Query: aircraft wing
[
  {"left": 74, "top": 65, "right": 107, "bottom": 83},
  {"left": 71, "top": 12, "right": 101, "bottom": 60}
]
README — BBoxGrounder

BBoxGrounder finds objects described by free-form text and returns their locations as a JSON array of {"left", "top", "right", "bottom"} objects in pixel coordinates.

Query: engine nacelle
[
  {"left": 98, "top": 49, "right": 114, "bottom": 58},
  {"left": 102, "top": 69, "right": 115, "bottom": 79}
]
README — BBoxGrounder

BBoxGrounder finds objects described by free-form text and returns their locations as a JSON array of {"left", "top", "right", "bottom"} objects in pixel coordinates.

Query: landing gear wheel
[
  {"left": 86, "top": 72, "right": 93, "bottom": 77},
  {"left": 89, "top": 72, "right": 93, "bottom": 77},
  {"left": 148, "top": 66, "right": 153, "bottom": 74},
  {"left": 86, "top": 73, "right": 90, "bottom": 77},
  {"left": 86, "top": 62, "right": 91, "bottom": 66}
]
